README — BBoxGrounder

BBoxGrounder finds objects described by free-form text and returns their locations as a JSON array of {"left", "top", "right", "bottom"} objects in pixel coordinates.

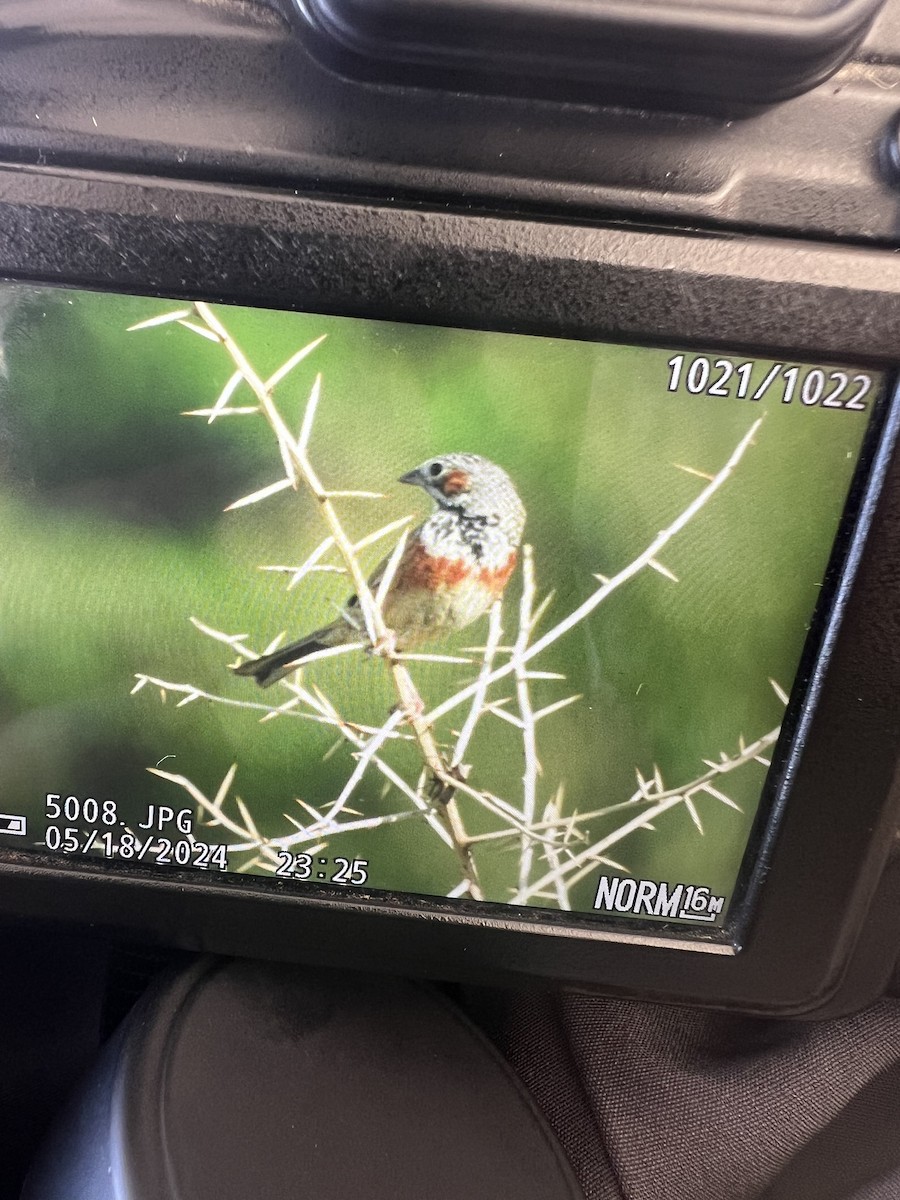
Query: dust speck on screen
[{"left": 0, "top": 285, "right": 883, "bottom": 938}]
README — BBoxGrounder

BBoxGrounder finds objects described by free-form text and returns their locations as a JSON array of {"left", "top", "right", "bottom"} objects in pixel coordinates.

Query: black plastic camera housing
[
  {"left": 297, "top": 0, "right": 887, "bottom": 113},
  {"left": 1, "top": 0, "right": 900, "bottom": 1017}
]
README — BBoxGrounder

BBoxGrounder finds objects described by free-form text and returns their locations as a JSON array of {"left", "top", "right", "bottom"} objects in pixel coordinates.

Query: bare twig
[
  {"left": 189, "top": 301, "right": 483, "bottom": 898},
  {"left": 513, "top": 724, "right": 779, "bottom": 904},
  {"left": 450, "top": 602, "right": 503, "bottom": 770},
  {"left": 147, "top": 763, "right": 279, "bottom": 865},
  {"left": 230, "top": 806, "right": 427, "bottom": 854},
  {"left": 542, "top": 791, "right": 572, "bottom": 911},
  {"left": 321, "top": 710, "right": 405, "bottom": 826},
  {"left": 514, "top": 546, "right": 540, "bottom": 893}
]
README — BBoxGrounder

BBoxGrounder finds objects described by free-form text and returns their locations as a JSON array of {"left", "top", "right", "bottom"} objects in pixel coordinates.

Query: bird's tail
[{"left": 232, "top": 626, "right": 338, "bottom": 688}]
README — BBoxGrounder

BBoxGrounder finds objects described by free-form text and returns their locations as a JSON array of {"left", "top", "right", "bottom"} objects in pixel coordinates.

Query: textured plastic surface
[
  {"left": 1, "top": 0, "right": 900, "bottom": 243},
  {"left": 298, "top": 0, "right": 886, "bottom": 111},
  {"left": 22, "top": 959, "right": 583, "bottom": 1200}
]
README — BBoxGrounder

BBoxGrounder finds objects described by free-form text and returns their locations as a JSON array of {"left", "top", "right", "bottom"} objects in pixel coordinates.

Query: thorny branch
[
  {"left": 514, "top": 546, "right": 541, "bottom": 895},
  {"left": 143, "top": 302, "right": 482, "bottom": 897},
  {"left": 129, "top": 303, "right": 777, "bottom": 909},
  {"left": 513, "top": 723, "right": 781, "bottom": 904}
]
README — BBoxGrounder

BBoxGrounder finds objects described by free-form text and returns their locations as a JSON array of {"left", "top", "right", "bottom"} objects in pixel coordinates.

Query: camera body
[{"left": 0, "top": 0, "right": 899, "bottom": 1017}]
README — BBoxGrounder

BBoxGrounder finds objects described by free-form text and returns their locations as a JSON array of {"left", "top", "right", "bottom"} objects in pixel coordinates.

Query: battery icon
[{"left": 0, "top": 815, "right": 27, "bottom": 836}]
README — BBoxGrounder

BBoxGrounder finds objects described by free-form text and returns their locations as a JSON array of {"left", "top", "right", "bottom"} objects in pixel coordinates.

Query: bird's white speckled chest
[{"left": 418, "top": 509, "right": 518, "bottom": 569}]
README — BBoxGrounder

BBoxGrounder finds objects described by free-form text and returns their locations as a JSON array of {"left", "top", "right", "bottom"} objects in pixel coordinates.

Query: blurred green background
[{"left": 0, "top": 284, "right": 877, "bottom": 918}]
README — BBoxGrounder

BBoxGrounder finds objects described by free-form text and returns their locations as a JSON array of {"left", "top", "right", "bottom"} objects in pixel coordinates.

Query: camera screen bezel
[{"left": 0, "top": 163, "right": 899, "bottom": 1014}]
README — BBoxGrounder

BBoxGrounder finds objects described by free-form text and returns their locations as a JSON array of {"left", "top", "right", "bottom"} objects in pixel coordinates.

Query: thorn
[
  {"left": 769, "top": 678, "right": 790, "bottom": 705},
  {"left": 530, "top": 590, "right": 556, "bottom": 631},
  {"left": 189, "top": 617, "right": 249, "bottom": 645},
  {"left": 533, "top": 694, "right": 582, "bottom": 721},
  {"left": 263, "top": 632, "right": 287, "bottom": 655},
  {"left": 323, "top": 490, "right": 386, "bottom": 500},
  {"left": 126, "top": 308, "right": 191, "bottom": 331},
  {"left": 648, "top": 558, "right": 679, "bottom": 583},
  {"left": 684, "top": 797, "right": 704, "bottom": 834},
  {"left": 352, "top": 515, "right": 414, "bottom": 553},
  {"left": 182, "top": 406, "right": 258, "bottom": 419},
  {"left": 487, "top": 704, "right": 525, "bottom": 729},
  {"left": 234, "top": 801, "right": 259, "bottom": 840},
  {"left": 674, "top": 463, "right": 715, "bottom": 481},
  {"left": 177, "top": 318, "right": 220, "bottom": 342},
  {"left": 224, "top": 476, "right": 293, "bottom": 511},
  {"left": 206, "top": 370, "right": 243, "bottom": 424},
  {"left": 322, "top": 737, "right": 344, "bottom": 762},
  {"left": 264, "top": 334, "right": 327, "bottom": 391},
  {"left": 213, "top": 763, "right": 238, "bottom": 812},
  {"left": 700, "top": 783, "right": 742, "bottom": 812}
]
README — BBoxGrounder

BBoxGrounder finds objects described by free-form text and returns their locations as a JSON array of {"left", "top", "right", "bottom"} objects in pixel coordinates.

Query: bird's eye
[{"left": 428, "top": 462, "right": 444, "bottom": 478}]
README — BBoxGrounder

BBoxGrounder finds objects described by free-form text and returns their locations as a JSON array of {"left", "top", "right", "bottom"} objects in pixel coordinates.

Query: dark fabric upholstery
[{"left": 471, "top": 990, "right": 900, "bottom": 1200}]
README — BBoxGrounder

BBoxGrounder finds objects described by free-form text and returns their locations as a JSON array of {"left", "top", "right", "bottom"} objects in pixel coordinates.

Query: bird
[{"left": 233, "top": 453, "right": 526, "bottom": 688}]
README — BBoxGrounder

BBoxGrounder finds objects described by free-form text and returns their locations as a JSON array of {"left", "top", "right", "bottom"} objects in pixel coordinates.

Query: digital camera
[{"left": 1, "top": 0, "right": 900, "bottom": 1017}]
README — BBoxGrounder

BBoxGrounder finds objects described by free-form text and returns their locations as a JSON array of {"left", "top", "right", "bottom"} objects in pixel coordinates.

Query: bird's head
[{"left": 399, "top": 452, "right": 525, "bottom": 541}]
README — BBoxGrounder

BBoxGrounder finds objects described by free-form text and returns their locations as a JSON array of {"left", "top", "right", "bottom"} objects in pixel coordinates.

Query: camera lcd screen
[{"left": 0, "top": 284, "right": 885, "bottom": 941}]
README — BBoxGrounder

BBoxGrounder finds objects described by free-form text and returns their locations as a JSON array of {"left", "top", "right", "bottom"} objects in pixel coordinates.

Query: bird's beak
[{"left": 398, "top": 468, "right": 422, "bottom": 487}]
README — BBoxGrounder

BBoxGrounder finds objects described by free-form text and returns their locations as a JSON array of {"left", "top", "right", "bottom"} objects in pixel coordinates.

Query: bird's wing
[{"left": 342, "top": 525, "right": 423, "bottom": 615}]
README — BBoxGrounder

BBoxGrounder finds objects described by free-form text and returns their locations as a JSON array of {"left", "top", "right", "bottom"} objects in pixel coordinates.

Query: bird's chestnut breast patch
[
  {"left": 403, "top": 542, "right": 470, "bottom": 590},
  {"left": 479, "top": 551, "right": 518, "bottom": 596}
]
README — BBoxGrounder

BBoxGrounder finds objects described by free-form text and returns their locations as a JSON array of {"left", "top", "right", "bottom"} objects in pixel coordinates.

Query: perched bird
[{"left": 234, "top": 452, "right": 526, "bottom": 687}]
